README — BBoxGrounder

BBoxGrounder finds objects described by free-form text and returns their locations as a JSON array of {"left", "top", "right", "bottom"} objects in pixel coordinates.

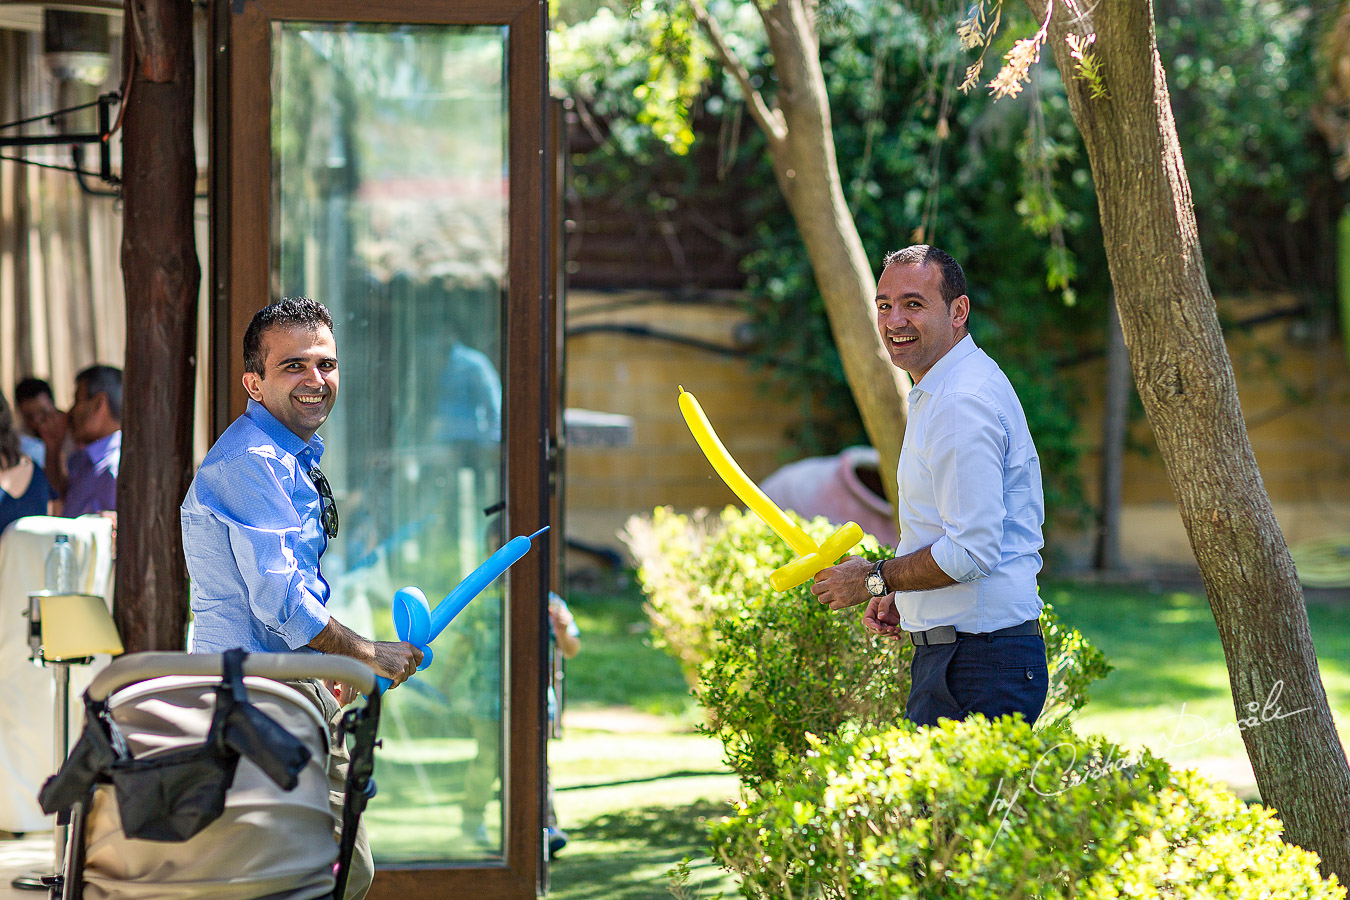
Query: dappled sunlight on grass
[
  {"left": 1047, "top": 581, "right": 1350, "bottom": 766},
  {"left": 551, "top": 728, "right": 738, "bottom": 854},
  {"left": 575, "top": 799, "right": 732, "bottom": 849},
  {"left": 542, "top": 586, "right": 741, "bottom": 899},
  {"left": 549, "top": 800, "right": 738, "bottom": 900},
  {"left": 548, "top": 732, "right": 739, "bottom": 900}
]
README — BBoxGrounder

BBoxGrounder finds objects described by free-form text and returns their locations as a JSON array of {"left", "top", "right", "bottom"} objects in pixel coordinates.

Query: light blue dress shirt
[
  {"left": 181, "top": 399, "right": 332, "bottom": 653},
  {"left": 20, "top": 433, "right": 45, "bottom": 468},
  {"left": 894, "top": 335, "right": 1045, "bottom": 633}
]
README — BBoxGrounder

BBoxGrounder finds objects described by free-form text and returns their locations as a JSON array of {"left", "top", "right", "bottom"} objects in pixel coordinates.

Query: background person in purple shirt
[{"left": 63, "top": 364, "right": 122, "bottom": 517}]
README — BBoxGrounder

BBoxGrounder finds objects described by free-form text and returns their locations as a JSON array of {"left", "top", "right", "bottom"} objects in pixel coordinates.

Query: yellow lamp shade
[{"left": 39, "top": 593, "right": 124, "bottom": 659}]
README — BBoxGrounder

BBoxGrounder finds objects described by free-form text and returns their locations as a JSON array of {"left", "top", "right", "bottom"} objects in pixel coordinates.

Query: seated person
[
  {"left": 0, "top": 390, "right": 56, "bottom": 535},
  {"left": 63, "top": 365, "right": 122, "bottom": 517},
  {"left": 15, "top": 376, "right": 71, "bottom": 494}
]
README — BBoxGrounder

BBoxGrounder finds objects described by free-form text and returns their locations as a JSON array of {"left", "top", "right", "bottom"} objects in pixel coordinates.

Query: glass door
[
  {"left": 273, "top": 20, "right": 511, "bottom": 862},
  {"left": 214, "top": 1, "right": 548, "bottom": 896}
]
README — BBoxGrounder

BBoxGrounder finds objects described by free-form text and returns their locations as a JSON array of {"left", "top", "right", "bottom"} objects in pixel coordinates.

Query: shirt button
[{"left": 1026, "top": 670, "right": 1034, "bottom": 680}]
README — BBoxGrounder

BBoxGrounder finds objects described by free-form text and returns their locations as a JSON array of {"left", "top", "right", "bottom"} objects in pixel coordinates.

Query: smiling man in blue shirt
[
  {"left": 811, "top": 245, "right": 1048, "bottom": 727},
  {"left": 181, "top": 297, "right": 420, "bottom": 899}
]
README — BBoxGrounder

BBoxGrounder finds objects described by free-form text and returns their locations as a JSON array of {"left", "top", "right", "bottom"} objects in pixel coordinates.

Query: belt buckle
[
  {"left": 909, "top": 625, "right": 957, "bottom": 647},
  {"left": 930, "top": 625, "right": 957, "bottom": 644}
]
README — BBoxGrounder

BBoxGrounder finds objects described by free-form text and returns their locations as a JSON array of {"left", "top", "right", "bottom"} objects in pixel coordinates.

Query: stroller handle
[{"left": 88, "top": 651, "right": 378, "bottom": 701}]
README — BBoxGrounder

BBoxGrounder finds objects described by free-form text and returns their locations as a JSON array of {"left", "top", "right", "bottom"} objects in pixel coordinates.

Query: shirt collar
[
  {"left": 243, "top": 398, "right": 324, "bottom": 463},
  {"left": 86, "top": 429, "right": 121, "bottom": 459},
  {"left": 909, "top": 333, "right": 978, "bottom": 399}
]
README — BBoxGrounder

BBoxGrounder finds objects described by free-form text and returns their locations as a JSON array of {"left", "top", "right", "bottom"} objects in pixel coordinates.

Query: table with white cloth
[{"left": 0, "top": 515, "right": 114, "bottom": 834}]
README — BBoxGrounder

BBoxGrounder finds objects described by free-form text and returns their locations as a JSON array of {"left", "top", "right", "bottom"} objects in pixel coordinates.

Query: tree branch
[{"left": 689, "top": 0, "right": 787, "bottom": 147}]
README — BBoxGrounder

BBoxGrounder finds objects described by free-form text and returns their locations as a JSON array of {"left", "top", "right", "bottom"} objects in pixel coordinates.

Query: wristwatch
[{"left": 865, "top": 559, "right": 889, "bottom": 597}]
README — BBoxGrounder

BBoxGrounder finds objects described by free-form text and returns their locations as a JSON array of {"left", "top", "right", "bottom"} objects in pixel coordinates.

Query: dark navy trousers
[{"left": 904, "top": 633, "right": 1048, "bottom": 727}]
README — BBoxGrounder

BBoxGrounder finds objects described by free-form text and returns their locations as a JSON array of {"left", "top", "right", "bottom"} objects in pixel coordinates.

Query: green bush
[
  {"left": 710, "top": 717, "right": 1346, "bottom": 899},
  {"left": 621, "top": 505, "right": 735, "bottom": 688},
  {"left": 692, "top": 513, "right": 903, "bottom": 793},
  {"left": 625, "top": 506, "right": 1111, "bottom": 790}
]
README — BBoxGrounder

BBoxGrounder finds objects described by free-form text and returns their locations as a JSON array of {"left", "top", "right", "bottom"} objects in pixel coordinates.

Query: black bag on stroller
[{"left": 39, "top": 650, "right": 383, "bottom": 900}]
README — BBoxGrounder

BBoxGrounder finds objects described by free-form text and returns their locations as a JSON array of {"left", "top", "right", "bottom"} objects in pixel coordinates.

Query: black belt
[{"left": 908, "top": 619, "right": 1042, "bottom": 647}]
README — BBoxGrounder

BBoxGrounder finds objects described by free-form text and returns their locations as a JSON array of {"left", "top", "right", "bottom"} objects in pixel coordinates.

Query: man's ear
[
  {"left": 242, "top": 371, "right": 264, "bottom": 402},
  {"left": 951, "top": 294, "right": 970, "bottom": 330}
]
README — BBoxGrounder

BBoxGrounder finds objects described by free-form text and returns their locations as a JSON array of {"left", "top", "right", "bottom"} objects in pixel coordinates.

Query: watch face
[{"left": 866, "top": 572, "right": 886, "bottom": 596}]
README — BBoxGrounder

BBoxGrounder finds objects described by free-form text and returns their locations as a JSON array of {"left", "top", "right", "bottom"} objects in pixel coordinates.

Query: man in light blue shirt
[
  {"left": 182, "top": 297, "right": 420, "bottom": 900},
  {"left": 811, "top": 245, "right": 1048, "bottom": 727},
  {"left": 182, "top": 298, "right": 420, "bottom": 681}
]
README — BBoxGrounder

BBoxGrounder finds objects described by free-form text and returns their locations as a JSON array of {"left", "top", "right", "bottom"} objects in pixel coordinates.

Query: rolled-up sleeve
[
  {"left": 199, "top": 450, "right": 331, "bottom": 648},
  {"left": 925, "top": 392, "right": 1009, "bottom": 582}
]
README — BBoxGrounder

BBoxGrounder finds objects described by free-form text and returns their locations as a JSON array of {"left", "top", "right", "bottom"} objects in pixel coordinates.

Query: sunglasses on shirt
[{"left": 309, "top": 465, "right": 339, "bottom": 539}]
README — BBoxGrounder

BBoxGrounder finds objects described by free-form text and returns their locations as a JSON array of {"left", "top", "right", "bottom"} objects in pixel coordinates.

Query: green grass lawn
[
  {"left": 1045, "top": 582, "right": 1350, "bottom": 769},
  {"left": 548, "top": 586, "right": 737, "bottom": 899},
  {"left": 562, "top": 587, "right": 699, "bottom": 719}
]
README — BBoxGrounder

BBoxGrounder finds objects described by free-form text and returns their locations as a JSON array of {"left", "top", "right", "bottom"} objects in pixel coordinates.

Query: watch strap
[{"left": 867, "top": 559, "right": 888, "bottom": 596}]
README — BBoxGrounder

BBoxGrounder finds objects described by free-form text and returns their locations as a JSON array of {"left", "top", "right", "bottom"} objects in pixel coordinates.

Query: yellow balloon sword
[{"left": 677, "top": 386, "right": 864, "bottom": 591}]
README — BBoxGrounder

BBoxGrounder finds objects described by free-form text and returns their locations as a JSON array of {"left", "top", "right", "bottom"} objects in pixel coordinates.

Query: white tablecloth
[{"left": 0, "top": 515, "right": 114, "bottom": 833}]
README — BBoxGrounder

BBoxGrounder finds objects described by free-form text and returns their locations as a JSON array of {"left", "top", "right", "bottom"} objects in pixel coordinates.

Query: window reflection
[{"left": 272, "top": 22, "right": 509, "bottom": 862}]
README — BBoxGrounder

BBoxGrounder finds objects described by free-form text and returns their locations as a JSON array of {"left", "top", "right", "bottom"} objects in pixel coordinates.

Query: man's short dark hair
[
  {"left": 243, "top": 297, "right": 335, "bottom": 377},
  {"left": 883, "top": 245, "right": 968, "bottom": 307},
  {"left": 75, "top": 364, "right": 123, "bottom": 422},
  {"left": 15, "top": 377, "right": 52, "bottom": 406}
]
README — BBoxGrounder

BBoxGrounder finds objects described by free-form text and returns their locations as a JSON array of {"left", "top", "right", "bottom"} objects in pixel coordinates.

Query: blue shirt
[
  {"left": 20, "top": 434, "right": 44, "bottom": 468},
  {"left": 894, "top": 335, "right": 1045, "bottom": 633},
  {"left": 434, "top": 341, "right": 502, "bottom": 445},
  {"left": 181, "top": 400, "right": 332, "bottom": 653}
]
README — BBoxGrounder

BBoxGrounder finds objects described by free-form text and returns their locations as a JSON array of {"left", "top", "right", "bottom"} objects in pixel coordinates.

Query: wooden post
[{"left": 114, "top": 0, "right": 200, "bottom": 652}]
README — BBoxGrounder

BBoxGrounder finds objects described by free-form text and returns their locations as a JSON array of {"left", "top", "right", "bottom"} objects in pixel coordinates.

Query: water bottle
[{"left": 45, "top": 534, "right": 76, "bottom": 594}]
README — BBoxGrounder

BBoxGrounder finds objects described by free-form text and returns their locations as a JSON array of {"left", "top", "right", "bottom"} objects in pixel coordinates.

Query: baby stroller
[{"left": 38, "top": 650, "right": 383, "bottom": 900}]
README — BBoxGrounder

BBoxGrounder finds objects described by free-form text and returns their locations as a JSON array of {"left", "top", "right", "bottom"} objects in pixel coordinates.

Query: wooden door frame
[{"left": 209, "top": 2, "right": 551, "bottom": 896}]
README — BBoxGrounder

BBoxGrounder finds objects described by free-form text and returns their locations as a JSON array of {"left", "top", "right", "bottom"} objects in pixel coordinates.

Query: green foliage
[
  {"left": 1039, "top": 612, "right": 1110, "bottom": 733},
  {"left": 1066, "top": 33, "right": 1108, "bottom": 101},
  {"left": 556, "top": 2, "right": 1109, "bottom": 524},
  {"left": 621, "top": 505, "right": 738, "bottom": 687},
  {"left": 625, "top": 506, "right": 1111, "bottom": 791},
  {"left": 554, "top": 0, "right": 1337, "bottom": 535},
  {"left": 633, "top": 2, "right": 710, "bottom": 154},
  {"left": 1158, "top": 0, "right": 1338, "bottom": 299},
  {"left": 667, "top": 855, "right": 727, "bottom": 900},
  {"left": 691, "top": 516, "right": 905, "bottom": 792},
  {"left": 710, "top": 717, "right": 1346, "bottom": 899},
  {"left": 735, "top": 8, "right": 1108, "bottom": 523}
]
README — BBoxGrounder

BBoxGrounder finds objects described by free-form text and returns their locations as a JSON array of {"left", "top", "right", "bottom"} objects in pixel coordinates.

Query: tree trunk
[
  {"left": 1094, "top": 296, "right": 1127, "bottom": 571},
  {"left": 1033, "top": 0, "right": 1350, "bottom": 877},
  {"left": 115, "top": 0, "right": 199, "bottom": 652},
  {"left": 755, "top": 0, "right": 910, "bottom": 511}
]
